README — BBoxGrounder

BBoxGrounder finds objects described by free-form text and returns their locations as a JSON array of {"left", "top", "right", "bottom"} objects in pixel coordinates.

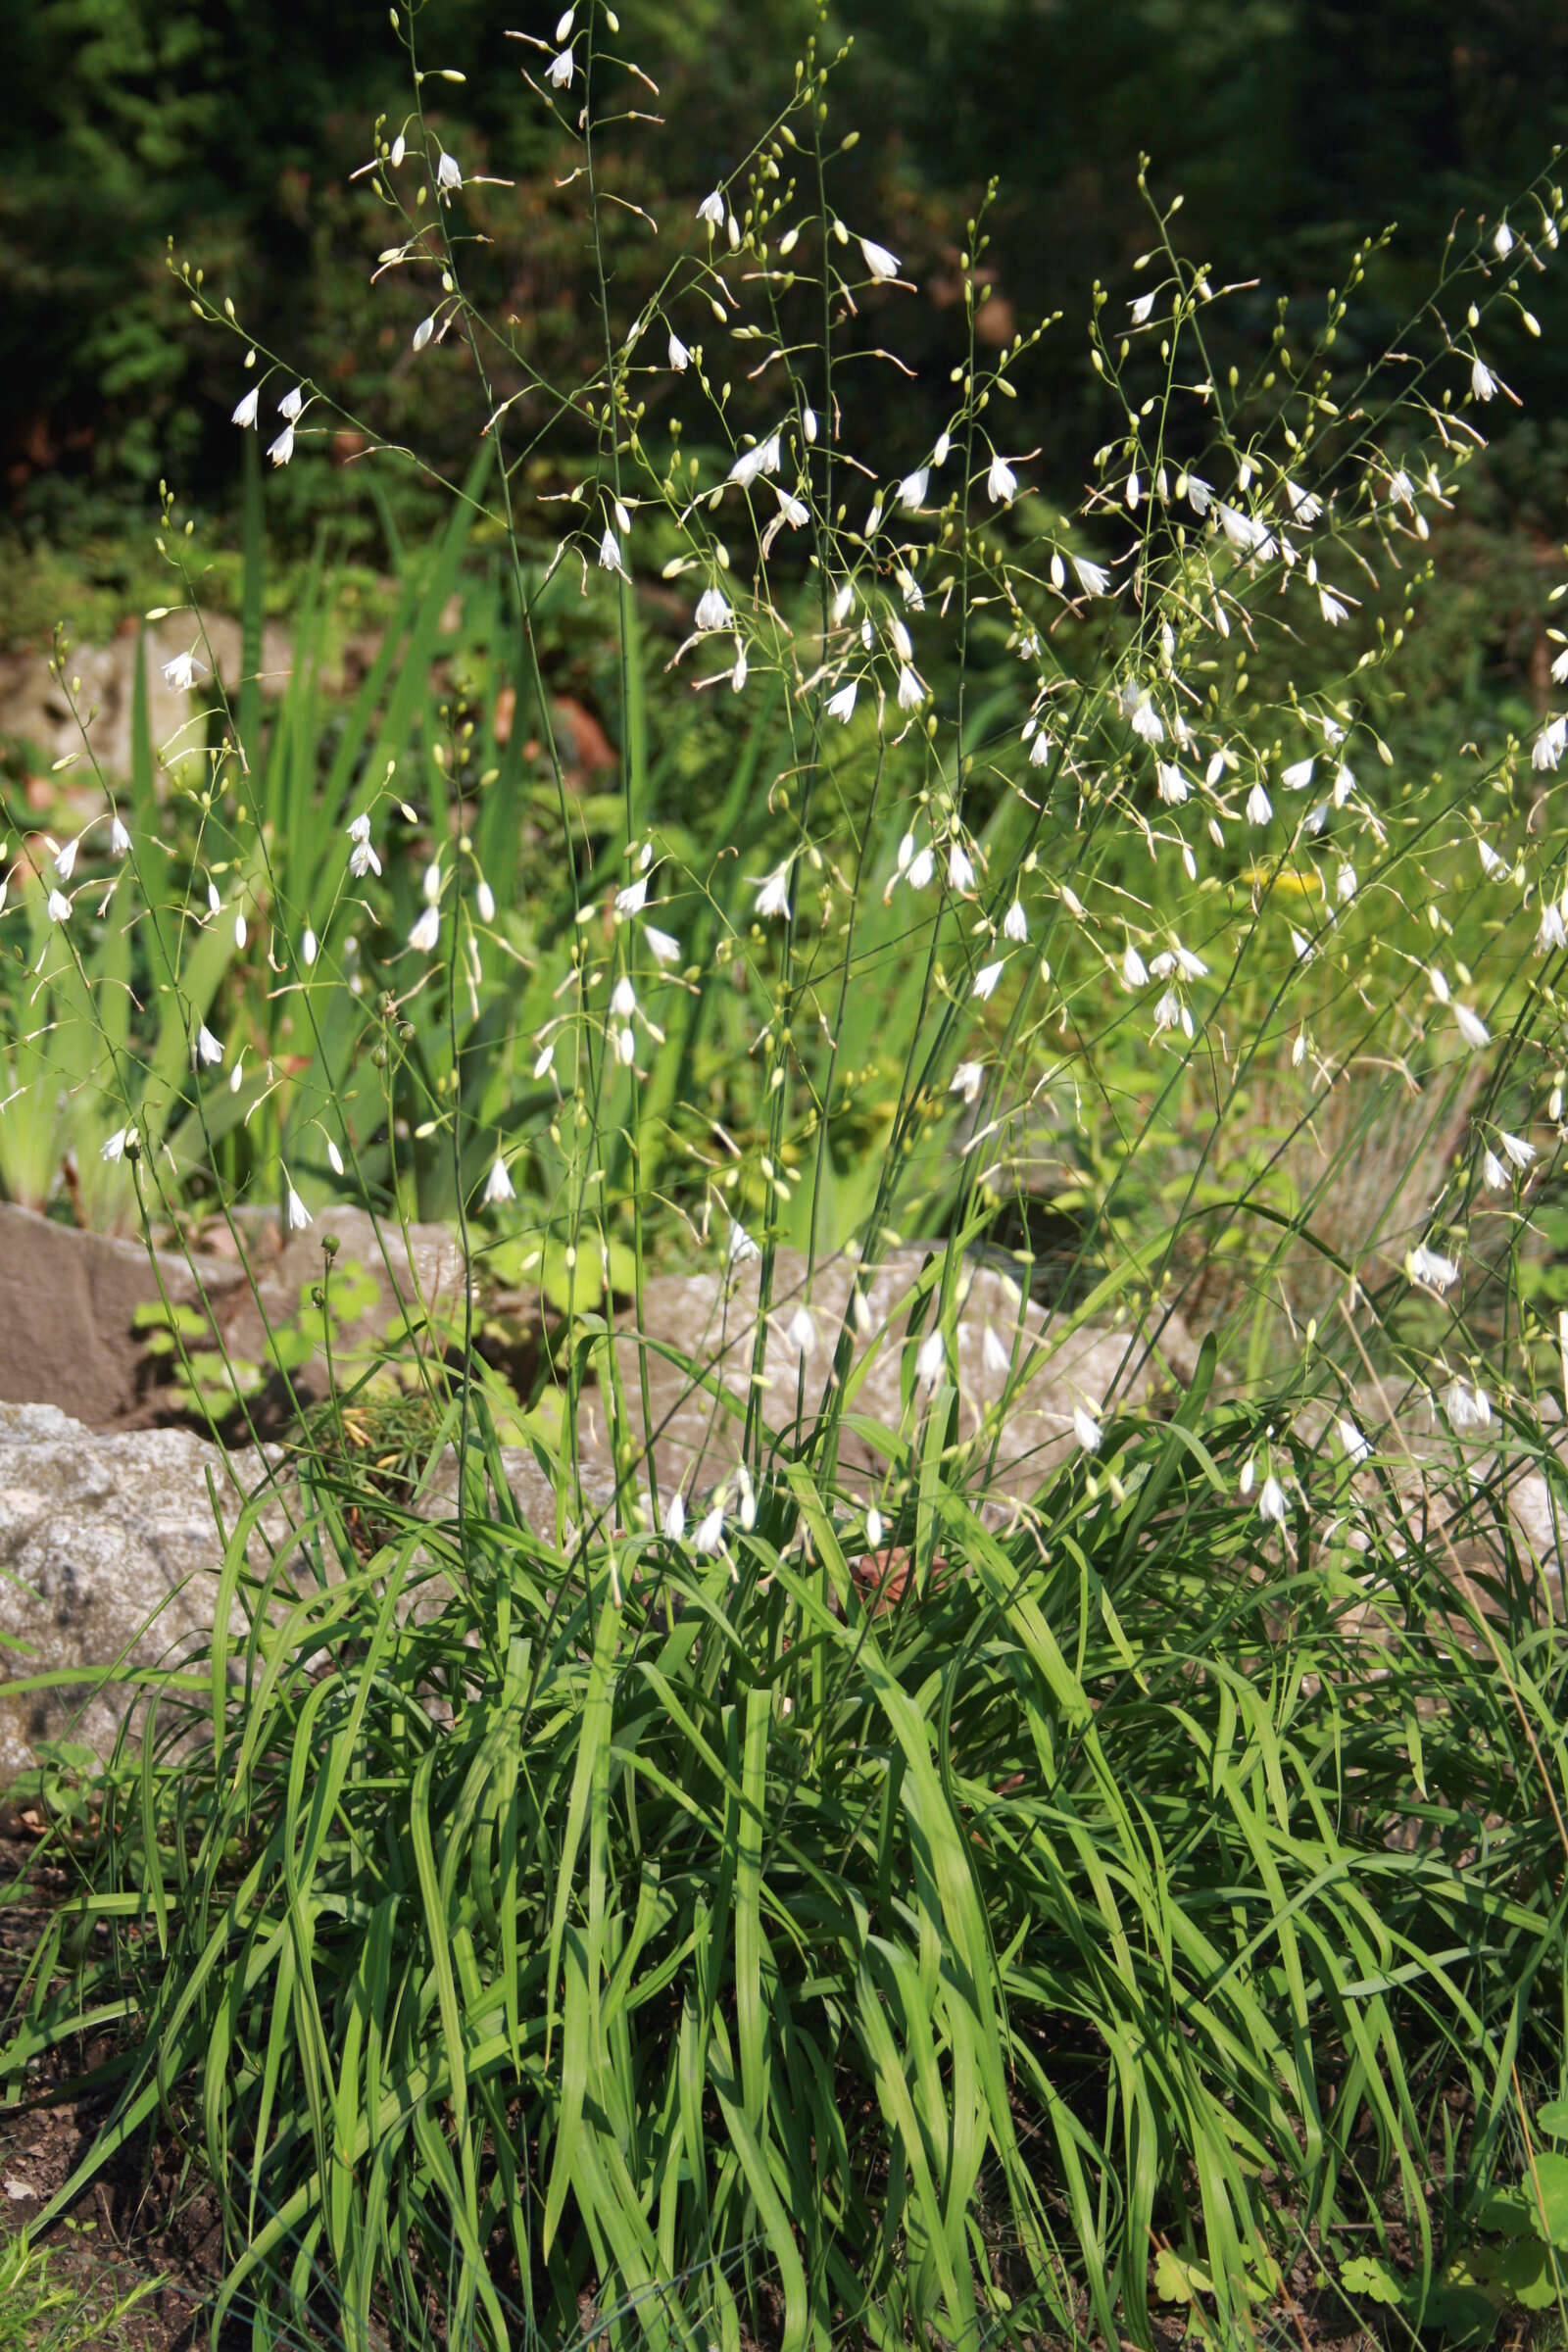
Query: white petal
[{"left": 1072, "top": 1406, "right": 1102, "bottom": 1453}]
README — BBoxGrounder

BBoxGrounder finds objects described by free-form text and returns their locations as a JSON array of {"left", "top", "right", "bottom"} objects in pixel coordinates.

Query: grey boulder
[
  {"left": 0, "top": 1400, "right": 609, "bottom": 1782},
  {"left": 0, "top": 1404, "right": 286, "bottom": 1782},
  {"left": 592, "top": 1246, "right": 1195, "bottom": 1501}
]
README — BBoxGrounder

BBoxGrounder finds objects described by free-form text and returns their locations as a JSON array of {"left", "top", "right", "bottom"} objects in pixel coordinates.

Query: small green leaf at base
[{"left": 1340, "top": 2254, "right": 1403, "bottom": 2306}]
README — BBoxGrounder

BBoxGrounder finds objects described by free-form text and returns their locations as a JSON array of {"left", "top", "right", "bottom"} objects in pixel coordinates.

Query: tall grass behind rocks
[{"left": 3, "top": 5, "right": 1568, "bottom": 2345}]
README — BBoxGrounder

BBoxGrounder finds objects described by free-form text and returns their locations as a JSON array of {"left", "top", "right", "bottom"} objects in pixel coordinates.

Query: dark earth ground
[{"left": 0, "top": 1818, "right": 250, "bottom": 2352}]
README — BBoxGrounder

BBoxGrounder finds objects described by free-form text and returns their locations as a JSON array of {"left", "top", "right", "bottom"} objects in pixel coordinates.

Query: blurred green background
[{"left": 7, "top": 0, "right": 1568, "bottom": 571}]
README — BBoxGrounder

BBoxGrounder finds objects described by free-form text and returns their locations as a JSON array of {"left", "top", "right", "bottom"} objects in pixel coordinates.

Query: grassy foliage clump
[{"left": 13, "top": 1387, "right": 1568, "bottom": 2346}]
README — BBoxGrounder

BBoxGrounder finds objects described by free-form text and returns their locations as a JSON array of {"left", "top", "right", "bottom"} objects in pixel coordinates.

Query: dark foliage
[{"left": 8, "top": 0, "right": 1568, "bottom": 551}]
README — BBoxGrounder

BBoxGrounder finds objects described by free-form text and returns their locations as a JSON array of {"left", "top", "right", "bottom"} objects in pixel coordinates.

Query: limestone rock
[
  {"left": 593, "top": 1247, "right": 1191, "bottom": 1500},
  {"left": 208, "top": 1202, "right": 471, "bottom": 1405},
  {"left": 1353, "top": 1397, "right": 1566, "bottom": 1625},
  {"left": 0, "top": 1404, "right": 286, "bottom": 1780},
  {"left": 0, "top": 1398, "right": 612, "bottom": 1781},
  {"left": 0, "top": 616, "right": 294, "bottom": 785}
]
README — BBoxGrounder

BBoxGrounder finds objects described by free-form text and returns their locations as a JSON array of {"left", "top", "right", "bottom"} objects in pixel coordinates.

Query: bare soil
[{"left": 0, "top": 1824, "right": 241, "bottom": 2352}]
